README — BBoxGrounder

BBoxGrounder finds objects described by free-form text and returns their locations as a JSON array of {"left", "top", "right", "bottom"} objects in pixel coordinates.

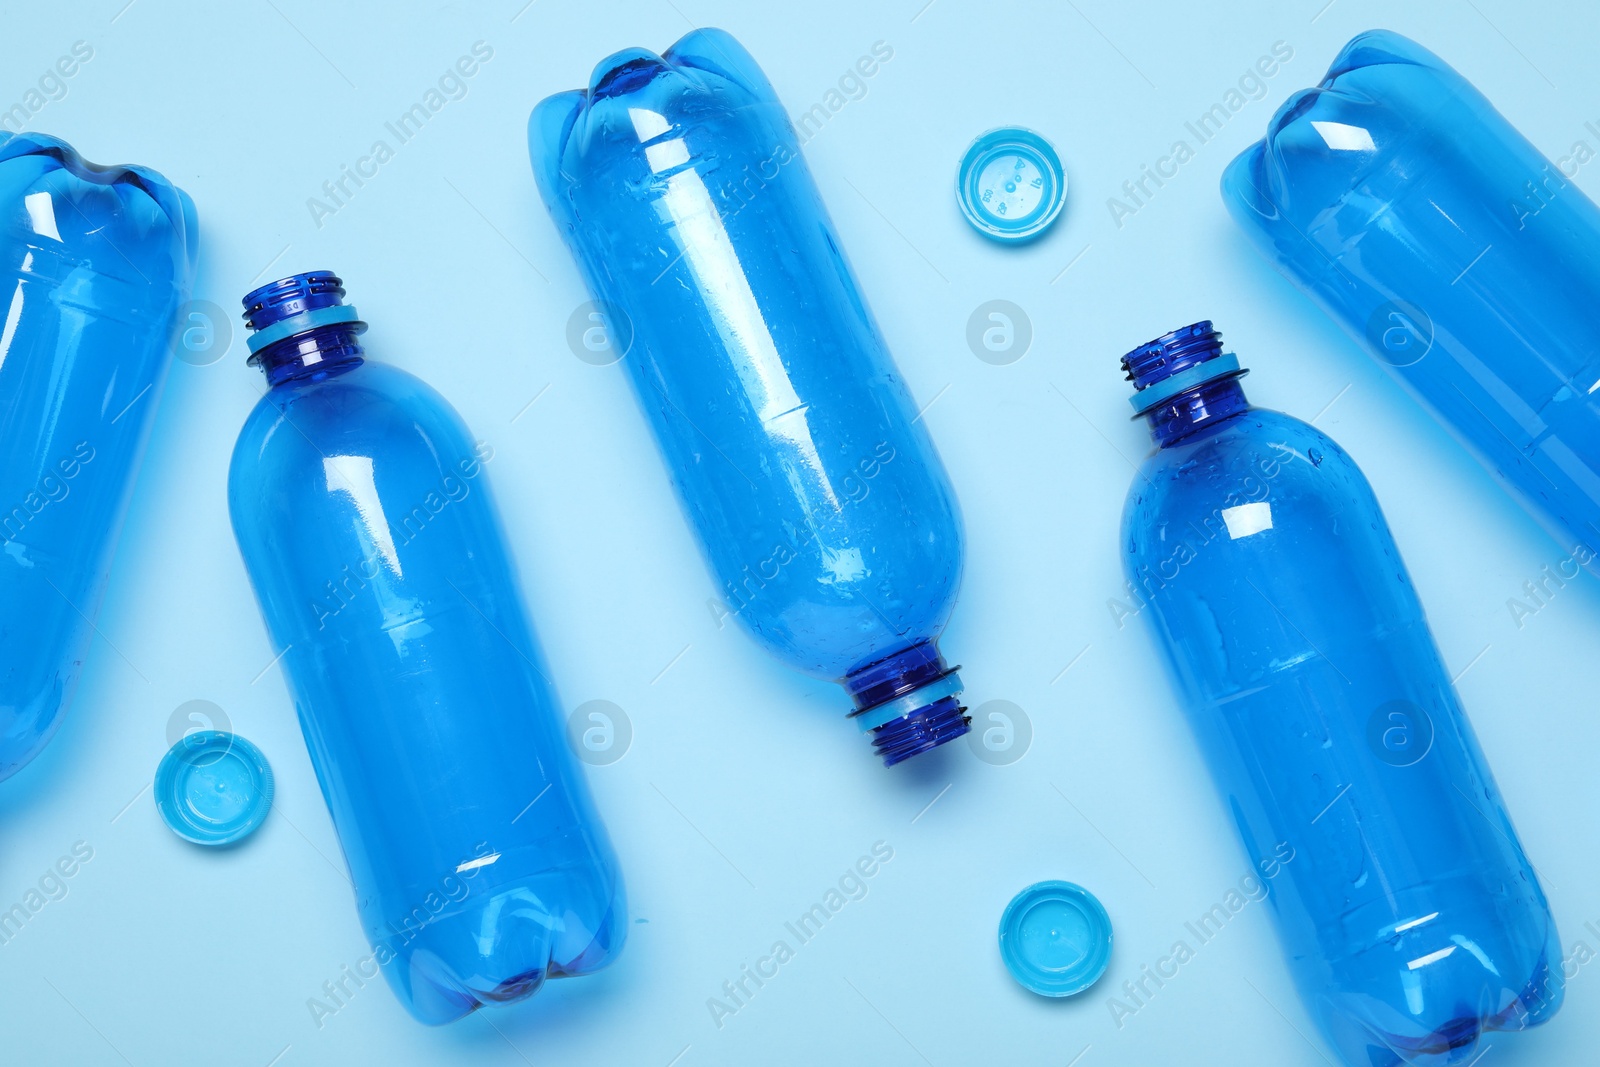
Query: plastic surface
[
  {"left": 0, "top": 132, "right": 196, "bottom": 780},
  {"left": 154, "top": 731, "right": 274, "bottom": 846},
  {"left": 1224, "top": 29, "right": 1600, "bottom": 575},
  {"left": 228, "top": 273, "right": 625, "bottom": 1025},
  {"left": 530, "top": 28, "right": 970, "bottom": 766},
  {"left": 955, "top": 127, "right": 1066, "bottom": 242},
  {"left": 1120, "top": 322, "right": 1562, "bottom": 1066},
  {"left": 998, "top": 881, "right": 1112, "bottom": 997}
]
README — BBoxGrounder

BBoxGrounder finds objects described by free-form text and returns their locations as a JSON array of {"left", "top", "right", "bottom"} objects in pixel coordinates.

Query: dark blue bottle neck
[
  {"left": 1143, "top": 377, "right": 1250, "bottom": 448},
  {"left": 842, "top": 641, "right": 970, "bottom": 768},
  {"left": 844, "top": 641, "right": 951, "bottom": 710},
  {"left": 253, "top": 324, "right": 365, "bottom": 388}
]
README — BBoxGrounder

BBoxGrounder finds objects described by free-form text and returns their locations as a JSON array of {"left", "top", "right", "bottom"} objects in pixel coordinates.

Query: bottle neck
[
  {"left": 842, "top": 641, "right": 971, "bottom": 768},
  {"left": 844, "top": 641, "right": 950, "bottom": 709},
  {"left": 1142, "top": 376, "right": 1250, "bottom": 448},
  {"left": 252, "top": 324, "right": 365, "bottom": 387}
]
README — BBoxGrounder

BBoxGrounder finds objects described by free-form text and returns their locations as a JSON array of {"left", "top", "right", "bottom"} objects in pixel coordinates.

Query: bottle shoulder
[
  {"left": 1139, "top": 407, "right": 1331, "bottom": 469},
  {"left": 1126, "top": 407, "right": 1374, "bottom": 524},
  {"left": 228, "top": 362, "right": 480, "bottom": 503},
  {"left": 233, "top": 362, "right": 456, "bottom": 453},
  {"left": 1120, "top": 406, "right": 1416, "bottom": 622}
]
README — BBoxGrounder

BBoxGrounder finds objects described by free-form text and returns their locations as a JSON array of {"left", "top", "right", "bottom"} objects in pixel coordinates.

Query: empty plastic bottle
[
  {"left": 530, "top": 29, "right": 969, "bottom": 766},
  {"left": 0, "top": 132, "right": 196, "bottom": 780},
  {"left": 1120, "top": 322, "right": 1561, "bottom": 1067},
  {"left": 1224, "top": 29, "right": 1600, "bottom": 575},
  {"left": 228, "top": 272, "right": 624, "bottom": 1024}
]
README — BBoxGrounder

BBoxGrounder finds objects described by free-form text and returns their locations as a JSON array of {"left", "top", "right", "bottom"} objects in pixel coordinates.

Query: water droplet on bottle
[{"left": 1309, "top": 447, "right": 1323, "bottom": 467}]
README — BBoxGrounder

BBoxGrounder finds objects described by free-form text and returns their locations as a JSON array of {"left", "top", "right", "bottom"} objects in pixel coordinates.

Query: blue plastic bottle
[
  {"left": 1224, "top": 30, "right": 1600, "bottom": 574},
  {"left": 1121, "top": 322, "right": 1561, "bottom": 1067},
  {"left": 530, "top": 29, "right": 969, "bottom": 766},
  {"left": 0, "top": 133, "right": 196, "bottom": 779},
  {"left": 228, "top": 273, "right": 625, "bottom": 1024}
]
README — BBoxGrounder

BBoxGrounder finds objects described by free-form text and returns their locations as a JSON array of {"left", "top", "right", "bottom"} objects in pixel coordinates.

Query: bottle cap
[
  {"left": 999, "top": 880, "right": 1112, "bottom": 996},
  {"left": 154, "top": 731, "right": 274, "bottom": 846},
  {"left": 956, "top": 127, "right": 1067, "bottom": 243}
]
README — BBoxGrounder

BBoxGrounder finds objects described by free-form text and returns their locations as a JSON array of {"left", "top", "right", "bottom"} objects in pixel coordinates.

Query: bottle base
[
  {"left": 1319, "top": 930, "right": 1564, "bottom": 1067},
  {"left": 380, "top": 878, "right": 627, "bottom": 1025}
]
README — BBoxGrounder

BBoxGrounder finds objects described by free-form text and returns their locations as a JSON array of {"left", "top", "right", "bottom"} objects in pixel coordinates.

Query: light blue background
[{"left": 3, "top": 1, "right": 1599, "bottom": 1064}]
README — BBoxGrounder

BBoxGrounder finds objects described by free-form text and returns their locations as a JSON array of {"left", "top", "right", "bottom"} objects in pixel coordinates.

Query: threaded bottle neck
[
  {"left": 1122, "top": 321, "right": 1224, "bottom": 388},
  {"left": 243, "top": 271, "right": 349, "bottom": 330},
  {"left": 241, "top": 270, "right": 366, "bottom": 387},
  {"left": 843, "top": 642, "right": 970, "bottom": 767},
  {"left": 1123, "top": 320, "right": 1250, "bottom": 447}
]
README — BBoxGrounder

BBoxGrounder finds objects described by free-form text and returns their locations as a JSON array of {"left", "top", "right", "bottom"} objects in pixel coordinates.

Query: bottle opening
[
  {"left": 1122, "top": 320, "right": 1223, "bottom": 390},
  {"left": 1123, "top": 320, "right": 1247, "bottom": 418},
  {"left": 242, "top": 270, "right": 349, "bottom": 332}
]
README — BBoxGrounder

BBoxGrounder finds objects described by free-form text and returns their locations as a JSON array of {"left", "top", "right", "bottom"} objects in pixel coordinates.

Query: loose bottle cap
[
  {"left": 999, "top": 880, "right": 1113, "bottom": 996},
  {"left": 956, "top": 128, "right": 1067, "bottom": 242},
  {"left": 155, "top": 731, "right": 274, "bottom": 846}
]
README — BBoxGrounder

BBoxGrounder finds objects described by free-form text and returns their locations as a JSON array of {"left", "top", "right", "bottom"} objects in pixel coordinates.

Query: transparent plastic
[
  {"left": 0, "top": 132, "right": 196, "bottom": 780},
  {"left": 228, "top": 273, "right": 625, "bottom": 1025},
  {"left": 1224, "top": 29, "right": 1600, "bottom": 573},
  {"left": 530, "top": 28, "right": 969, "bottom": 766},
  {"left": 1121, "top": 322, "right": 1561, "bottom": 1067}
]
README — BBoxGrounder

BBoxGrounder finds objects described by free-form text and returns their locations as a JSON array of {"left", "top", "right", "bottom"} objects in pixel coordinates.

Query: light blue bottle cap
[
  {"left": 999, "top": 880, "right": 1112, "bottom": 996},
  {"left": 155, "top": 731, "right": 274, "bottom": 846},
  {"left": 956, "top": 127, "right": 1067, "bottom": 243}
]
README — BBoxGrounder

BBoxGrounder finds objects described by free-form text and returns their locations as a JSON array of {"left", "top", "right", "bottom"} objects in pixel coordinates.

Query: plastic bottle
[
  {"left": 1120, "top": 322, "right": 1561, "bottom": 1066},
  {"left": 228, "top": 272, "right": 624, "bottom": 1024},
  {"left": 1223, "top": 29, "right": 1600, "bottom": 575},
  {"left": 0, "top": 132, "right": 196, "bottom": 780},
  {"left": 530, "top": 29, "right": 969, "bottom": 766}
]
